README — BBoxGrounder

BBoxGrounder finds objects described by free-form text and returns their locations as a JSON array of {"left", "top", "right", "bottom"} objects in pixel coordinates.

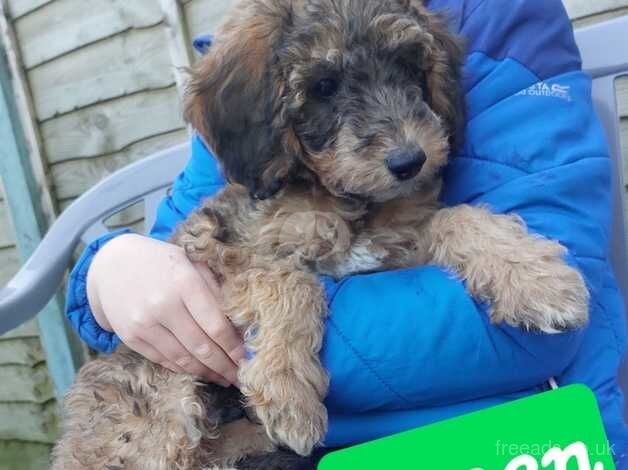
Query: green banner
[{"left": 319, "top": 385, "right": 614, "bottom": 469}]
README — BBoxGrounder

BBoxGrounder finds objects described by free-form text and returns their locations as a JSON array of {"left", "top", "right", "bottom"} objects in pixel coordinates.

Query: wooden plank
[
  {"left": 0, "top": 363, "right": 54, "bottom": 402},
  {"left": 0, "top": 440, "right": 51, "bottom": 470},
  {"left": 563, "top": 0, "right": 628, "bottom": 20},
  {"left": 160, "top": 0, "right": 194, "bottom": 93},
  {"left": 3, "top": 0, "right": 52, "bottom": 20},
  {"left": 105, "top": 204, "right": 145, "bottom": 231},
  {"left": 0, "top": 246, "right": 18, "bottom": 286},
  {"left": 184, "top": 0, "right": 233, "bottom": 43},
  {"left": 0, "top": 201, "right": 15, "bottom": 248},
  {"left": 29, "top": 26, "right": 175, "bottom": 121},
  {"left": 621, "top": 118, "right": 628, "bottom": 185},
  {"left": 58, "top": 199, "right": 145, "bottom": 232},
  {"left": 1, "top": 1, "right": 58, "bottom": 226},
  {"left": 51, "top": 129, "right": 187, "bottom": 199},
  {"left": 14, "top": 0, "right": 163, "bottom": 69},
  {"left": 0, "top": 338, "right": 45, "bottom": 366},
  {"left": 0, "top": 319, "right": 39, "bottom": 340},
  {"left": 0, "top": 43, "right": 82, "bottom": 398},
  {"left": 0, "top": 400, "right": 58, "bottom": 443},
  {"left": 42, "top": 86, "right": 185, "bottom": 163},
  {"left": 571, "top": 8, "right": 628, "bottom": 28},
  {"left": 617, "top": 76, "right": 628, "bottom": 118},
  {"left": 622, "top": 116, "right": 627, "bottom": 252}
]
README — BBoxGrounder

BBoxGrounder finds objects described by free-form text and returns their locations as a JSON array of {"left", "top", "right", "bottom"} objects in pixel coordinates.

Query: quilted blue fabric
[{"left": 65, "top": 0, "right": 628, "bottom": 462}]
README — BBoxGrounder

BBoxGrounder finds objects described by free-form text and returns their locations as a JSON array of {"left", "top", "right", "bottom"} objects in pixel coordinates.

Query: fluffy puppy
[{"left": 52, "top": 0, "right": 589, "bottom": 468}]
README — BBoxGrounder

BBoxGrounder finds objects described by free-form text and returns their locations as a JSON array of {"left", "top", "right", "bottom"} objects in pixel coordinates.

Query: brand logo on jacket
[{"left": 516, "top": 82, "right": 572, "bottom": 101}]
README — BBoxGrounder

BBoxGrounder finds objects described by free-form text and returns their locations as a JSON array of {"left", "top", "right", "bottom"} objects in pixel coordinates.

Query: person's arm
[
  {"left": 66, "top": 136, "right": 220, "bottom": 350},
  {"left": 321, "top": 0, "right": 611, "bottom": 416},
  {"left": 65, "top": 136, "right": 245, "bottom": 385}
]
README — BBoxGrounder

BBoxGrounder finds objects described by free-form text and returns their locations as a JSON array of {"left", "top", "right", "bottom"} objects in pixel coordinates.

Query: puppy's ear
[
  {"left": 408, "top": 2, "right": 465, "bottom": 148},
  {"left": 184, "top": 1, "right": 300, "bottom": 199}
]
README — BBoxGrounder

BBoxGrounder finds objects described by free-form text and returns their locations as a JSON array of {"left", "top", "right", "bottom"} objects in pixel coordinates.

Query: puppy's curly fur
[{"left": 52, "top": 1, "right": 589, "bottom": 468}]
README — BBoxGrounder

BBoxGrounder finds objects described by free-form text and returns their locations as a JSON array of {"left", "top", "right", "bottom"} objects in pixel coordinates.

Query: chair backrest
[
  {"left": 574, "top": 16, "right": 628, "bottom": 309},
  {"left": 0, "top": 142, "right": 189, "bottom": 334},
  {"left": 574, "top": 15, "right": 628, "bottom": 419}
]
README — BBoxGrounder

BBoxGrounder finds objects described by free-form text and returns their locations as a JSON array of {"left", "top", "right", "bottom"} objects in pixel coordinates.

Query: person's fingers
[
  {"left": 193, "top": 262, "right": 224, "bottom": 304},
  {"left": 162, "top": 302, "right": 240, "bottom": 385},
  {"left": 183, "top": 269, "right": 246, "bottom": 366},
  {"left": 144, "top": 324, "right": 231, "bottom": 387},
  {"left": 122, "top": 335, "right": 184, "bottom": 374}
]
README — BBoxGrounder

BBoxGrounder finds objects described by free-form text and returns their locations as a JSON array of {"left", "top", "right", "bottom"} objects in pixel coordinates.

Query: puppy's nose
[{"left": 385, "top": 148, "right": 426, "bottom": 181}]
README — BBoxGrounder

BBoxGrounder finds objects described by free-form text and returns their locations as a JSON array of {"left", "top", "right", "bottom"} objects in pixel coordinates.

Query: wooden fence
[{"left": 0, "top": 1, "right": 626, "bottom": 468}]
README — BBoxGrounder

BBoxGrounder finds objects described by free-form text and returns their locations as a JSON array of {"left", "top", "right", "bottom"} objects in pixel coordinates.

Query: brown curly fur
[{"left": 52, "top": 0, "right": 590, "bottom": 468}]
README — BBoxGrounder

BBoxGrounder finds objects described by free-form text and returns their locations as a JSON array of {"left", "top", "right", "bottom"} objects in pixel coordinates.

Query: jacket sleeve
[
  {"left": 65, "top": 229, "right": 129, "bottom": 353},
  {"left": 321, "top": 0, "right": 613, "bottom": 421},
  {"left": 65, "top": 136, "right": 224, "bottom": 352}
]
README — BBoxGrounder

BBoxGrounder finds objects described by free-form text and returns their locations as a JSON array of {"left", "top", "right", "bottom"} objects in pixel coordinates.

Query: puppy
[{"left": 52, "top": 0, "right": 589, "bottom": 468}]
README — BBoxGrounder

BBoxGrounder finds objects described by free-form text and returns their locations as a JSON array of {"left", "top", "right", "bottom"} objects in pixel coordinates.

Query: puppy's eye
[{"left": 313, "top": 78, "right": 339, "bottom": 99}]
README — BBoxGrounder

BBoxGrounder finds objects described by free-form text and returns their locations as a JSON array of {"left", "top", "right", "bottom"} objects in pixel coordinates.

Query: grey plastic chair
[
  {"left": 576, "top": 16, "right": 628, "bottom": 311},
  {"left": 575, "top": 16, "right": 628, "bottom": 425},
  {"left": 0, "top": 142, "right": 190, "bottom": 333}
]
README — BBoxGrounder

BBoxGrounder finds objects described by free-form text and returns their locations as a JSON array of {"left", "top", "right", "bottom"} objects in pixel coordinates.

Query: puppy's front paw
[
  {"left": 482, "top": 238, "right": 589, "bottom": 333},
  {"left": 261, "top": 391, "right": 327, "bottom": 456},
  {"left": 429, "top": 206, "right": 589, "bottom": 334},
  {"left": 241, "top": 366, "right": 328, "bottom": 456}
]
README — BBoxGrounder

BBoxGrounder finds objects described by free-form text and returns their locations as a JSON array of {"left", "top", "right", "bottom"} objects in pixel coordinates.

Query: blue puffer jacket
[{"left": 66, "top": 0, "right": 628, "bottom": 463}]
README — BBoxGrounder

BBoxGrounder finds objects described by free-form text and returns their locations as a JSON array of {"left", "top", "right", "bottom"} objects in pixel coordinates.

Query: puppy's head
[{"left": 185, "top": 0, "right": 464, "bottom": 202}]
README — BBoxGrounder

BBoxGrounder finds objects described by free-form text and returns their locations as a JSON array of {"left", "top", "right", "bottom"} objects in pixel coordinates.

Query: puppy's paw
[
  {"left": 241, "top": 367, "right": 328, "bottom": 456},
  {"left": 483, "top": 238, "right": 589, "bottom": 333},
  {"left": 261, "top": 392, "right": 327, "bottom": 457},
  {"left": 429, "top": 206, "right": 589, "bottom": 334}
]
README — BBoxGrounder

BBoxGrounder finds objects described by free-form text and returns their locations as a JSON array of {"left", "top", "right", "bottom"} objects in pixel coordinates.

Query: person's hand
[{"left": 86, "top": 233, "right": 244, "bottom": 386}]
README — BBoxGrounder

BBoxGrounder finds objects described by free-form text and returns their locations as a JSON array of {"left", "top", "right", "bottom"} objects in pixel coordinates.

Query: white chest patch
[{"left": 332, "top": 243, "right": 387, "bottom": 278}]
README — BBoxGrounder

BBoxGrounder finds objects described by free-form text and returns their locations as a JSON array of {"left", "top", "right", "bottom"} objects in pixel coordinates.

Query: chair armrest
[
  {"left": 0, "top": 142, "right": 190, "bottom": 335},
  {"left": 0, "top": 234, "right": 78, "bottom": 333}
]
